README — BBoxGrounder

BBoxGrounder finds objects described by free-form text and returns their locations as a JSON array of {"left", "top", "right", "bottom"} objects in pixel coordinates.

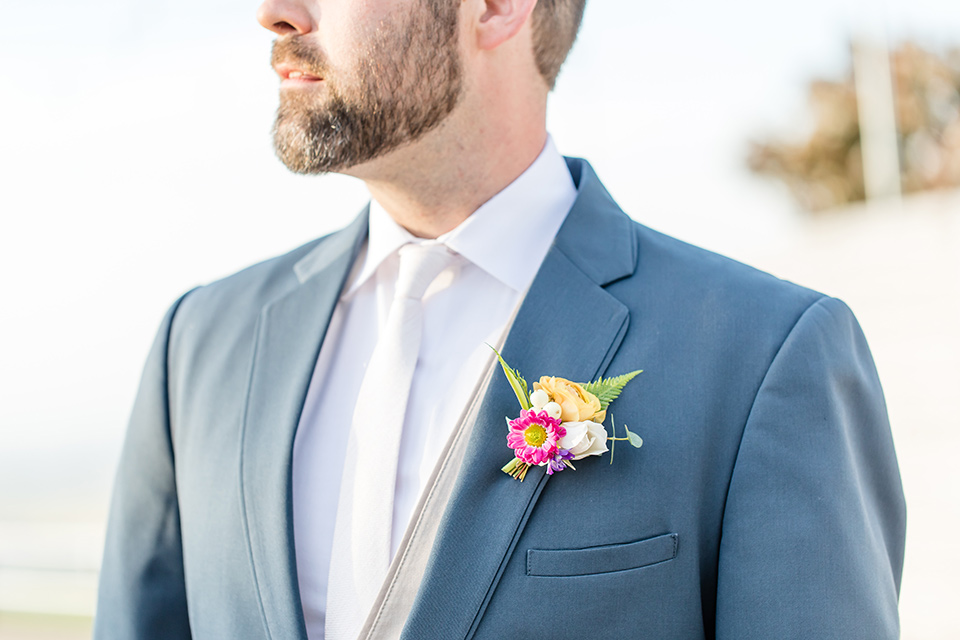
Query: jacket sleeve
[
  {"left": 94, "top": 294, "right": 194, "bottom": 639},
  {"left": 715, "top": 296, "right": 906, "bottom": 638}
]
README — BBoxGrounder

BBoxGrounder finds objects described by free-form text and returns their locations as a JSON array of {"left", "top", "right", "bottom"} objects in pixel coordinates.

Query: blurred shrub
[{"left": 748, "top": 42, "right": 960, "bottom": 211}]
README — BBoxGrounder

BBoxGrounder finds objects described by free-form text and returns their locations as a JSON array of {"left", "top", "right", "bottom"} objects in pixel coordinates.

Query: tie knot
[{"left": 394, "top": 243, "right": 454, "bottom": 301}]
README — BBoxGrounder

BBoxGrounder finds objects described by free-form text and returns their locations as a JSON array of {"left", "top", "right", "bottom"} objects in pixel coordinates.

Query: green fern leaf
[{"left": 580, "top": 370, "right": 642, "bottom": 410}]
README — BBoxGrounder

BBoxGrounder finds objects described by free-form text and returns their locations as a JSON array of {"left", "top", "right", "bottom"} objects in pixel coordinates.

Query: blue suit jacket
[{"left": 95, "top": 158, "right": 905, "bottom": 639}]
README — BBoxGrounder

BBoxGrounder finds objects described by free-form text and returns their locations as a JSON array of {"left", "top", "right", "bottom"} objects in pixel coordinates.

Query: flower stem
[
  {"left": 609, "top": 417, "right": 617, "bottom": 464},
  {"left": 501, "top": 457, "right": 530, "bottom": 481}
]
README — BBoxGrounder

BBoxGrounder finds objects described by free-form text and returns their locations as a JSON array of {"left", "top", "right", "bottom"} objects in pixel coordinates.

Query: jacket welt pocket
[{"left": 526, "top": 533, "right": 678, "bottom": 577}]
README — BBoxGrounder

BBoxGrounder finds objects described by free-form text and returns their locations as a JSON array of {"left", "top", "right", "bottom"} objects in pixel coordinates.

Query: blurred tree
[{"left": 748, "top": 42, "right": 960, "bottom": 212}]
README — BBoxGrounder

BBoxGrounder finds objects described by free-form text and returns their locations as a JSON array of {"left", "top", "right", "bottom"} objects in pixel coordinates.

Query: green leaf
[
  {"left": 624, "top": 424, "right": 644, "bottom": 449},
  {"left": 488, "top": 344, "right": 530, "bottom": 410},
  {"left": 581, "top": 370, "right": 642, "bottom": 410}
]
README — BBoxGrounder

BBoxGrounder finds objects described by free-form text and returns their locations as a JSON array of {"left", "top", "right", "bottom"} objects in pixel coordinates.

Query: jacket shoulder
[
  {"left": 601, "top": 219, "right": 839, "bottom": 408},
  {"left": 178, "top": 235, "right": 326, "bottom": 318},
  {"left": 618, "top": 220, "right": 826, "bottom": 323}
]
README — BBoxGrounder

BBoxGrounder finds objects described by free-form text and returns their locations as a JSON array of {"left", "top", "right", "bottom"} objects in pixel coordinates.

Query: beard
[{"left": 270, "top": 0, "right": 462, "bottom": 175}]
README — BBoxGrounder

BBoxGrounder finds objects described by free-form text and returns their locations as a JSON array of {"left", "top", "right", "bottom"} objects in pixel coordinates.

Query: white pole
[{"left": 852, "top": 30, "right": 902, "bottom": 202}]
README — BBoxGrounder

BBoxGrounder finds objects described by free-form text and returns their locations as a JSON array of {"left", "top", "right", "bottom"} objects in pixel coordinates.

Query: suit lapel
[
  {"left": 402, "top": 159, "right": 638, "bottom": 640},
  {"left": 239, "top": 211, "right": 368, "bottom": 640}
]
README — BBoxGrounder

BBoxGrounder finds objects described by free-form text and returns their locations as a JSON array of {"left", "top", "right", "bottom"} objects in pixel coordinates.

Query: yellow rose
[{"left": 533, "top": 376, "right": 606, "bottom": 423}]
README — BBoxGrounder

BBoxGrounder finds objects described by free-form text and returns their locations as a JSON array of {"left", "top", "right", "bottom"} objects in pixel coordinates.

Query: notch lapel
[
  {"left": 239, "top": 211, "right": 368, "bottom": 640},
  {"left": 402, "top": 159, "right": 638, "bottom": 640}
]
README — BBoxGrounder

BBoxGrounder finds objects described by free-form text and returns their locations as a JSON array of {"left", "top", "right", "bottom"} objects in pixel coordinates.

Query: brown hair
[{"left": 530, "top": 0, "right": 587, "bottom": 89}]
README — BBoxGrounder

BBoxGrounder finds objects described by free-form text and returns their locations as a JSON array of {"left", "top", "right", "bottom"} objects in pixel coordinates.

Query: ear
[{"left": 475, "top": 0, "right": 539, "bottom": 51}]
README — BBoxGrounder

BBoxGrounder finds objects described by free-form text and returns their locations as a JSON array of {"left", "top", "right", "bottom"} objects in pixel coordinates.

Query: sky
[{"left": 1, "top": 0, "right": 959, "bottom": 517}]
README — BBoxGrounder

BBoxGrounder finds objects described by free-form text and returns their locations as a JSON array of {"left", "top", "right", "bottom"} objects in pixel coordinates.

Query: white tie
[{"left": 325, "top": 242, "right": 454, "bottom": 640}]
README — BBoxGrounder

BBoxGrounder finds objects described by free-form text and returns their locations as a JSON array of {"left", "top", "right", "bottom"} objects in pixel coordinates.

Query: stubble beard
[{"left": 271, "top": 0, "right": 463, "bottom": 175}]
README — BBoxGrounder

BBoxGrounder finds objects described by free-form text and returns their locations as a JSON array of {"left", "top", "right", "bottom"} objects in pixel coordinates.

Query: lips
[
  {"left": 275, "top": 62, "right": 324, "bottom": 83},
  {"left": 287, "top": 70, "right": 322, "bottom": 80}
]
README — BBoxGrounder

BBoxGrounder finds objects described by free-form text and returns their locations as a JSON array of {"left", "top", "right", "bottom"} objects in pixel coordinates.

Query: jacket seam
[
  {"left": 237, "top": 311, "right": 274, "bottom": 640},
  {"left": 722, "top": 295, "right": 831, "bottom": 512}
]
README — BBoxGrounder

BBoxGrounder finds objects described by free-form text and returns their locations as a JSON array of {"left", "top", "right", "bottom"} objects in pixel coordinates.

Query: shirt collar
[
  {"left": 343, "top": 198, "right": 417, "bottom": 297},
  {"left": 346, "top": 135, "right": 576, "bottom": 296}
]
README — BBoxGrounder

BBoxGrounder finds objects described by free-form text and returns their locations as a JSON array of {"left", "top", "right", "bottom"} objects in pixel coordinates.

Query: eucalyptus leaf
[{"left": 624, "top": 424, "right": 644, "bottom": 449}]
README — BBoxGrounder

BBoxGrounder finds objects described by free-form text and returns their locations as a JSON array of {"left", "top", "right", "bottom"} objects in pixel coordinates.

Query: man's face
[{"left": 269, "top": 0, "right": 463, "bottom": 175}]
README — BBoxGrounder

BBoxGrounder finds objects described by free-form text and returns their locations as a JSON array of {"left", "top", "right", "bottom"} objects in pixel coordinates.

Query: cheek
[{"left": 316, "top": 0, "right": 391, "bottom": 71}]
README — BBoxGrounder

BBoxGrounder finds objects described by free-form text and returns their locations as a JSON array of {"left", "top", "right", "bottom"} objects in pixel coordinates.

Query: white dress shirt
[{"left": 291, "top": 136, "right": 577, "bottom": 639}]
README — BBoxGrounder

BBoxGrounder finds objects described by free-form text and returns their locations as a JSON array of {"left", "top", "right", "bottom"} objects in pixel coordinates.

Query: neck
[{"left": 346, "top": 89, "right": 548, "bottom": 239}]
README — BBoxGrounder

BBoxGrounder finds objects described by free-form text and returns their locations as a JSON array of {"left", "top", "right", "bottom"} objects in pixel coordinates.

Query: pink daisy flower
[{"left": 506, "top": 409, "right": 566, "bottom": 466}]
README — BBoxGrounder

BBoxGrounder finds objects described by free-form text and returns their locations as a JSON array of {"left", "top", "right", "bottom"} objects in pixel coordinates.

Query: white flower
[
  {"left": 558, "top": 421, "right": 609, "bottom": 460},
  {"left": 530, "top": 389, "right": 550, "bottom": 410}
]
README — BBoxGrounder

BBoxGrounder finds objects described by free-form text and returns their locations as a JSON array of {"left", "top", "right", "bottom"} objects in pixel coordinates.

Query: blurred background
[{"left": 1, "top": 0, "right": 957, "bottom": 638}]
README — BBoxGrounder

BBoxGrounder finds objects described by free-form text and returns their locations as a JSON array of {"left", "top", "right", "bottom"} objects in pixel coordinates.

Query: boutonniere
[{"left": 490, "top": 347, "right": 643, "bottom": 482}]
